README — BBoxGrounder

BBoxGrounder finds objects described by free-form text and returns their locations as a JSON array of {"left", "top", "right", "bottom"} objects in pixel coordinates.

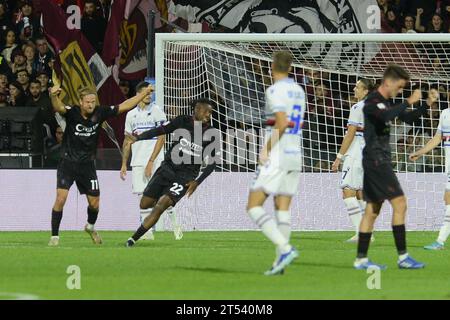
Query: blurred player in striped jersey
[
  {"left": 409, "top": 88, "right": 449, "bottom": 250},
  {"left": 247, "top": 51, "right": 304, "bottom": 276},
  {"left": 332, "top": 79, "right": 375, "bottom": 243},
  {"left": 121, "top": 81, "right": 182, "bottom": 241}
]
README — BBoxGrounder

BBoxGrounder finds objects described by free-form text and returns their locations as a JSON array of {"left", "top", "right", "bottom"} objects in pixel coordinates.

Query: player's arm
[
  {"left": 260, "top": 111, "right": 289, "bottom": 164},
  {"left": 399, "top": 89, "right": 437, "bottom": 125},
  {"left": 331, "top": 125, "right": 357, "bottom": 172},
  {"left": 409, "top": 131, "right": 442, "bottom": 161},
  {"left": 186, "top": 162, "right": 216, "bottom": 198},
  {"left": 117, "top": 85, "right": 154, "bottom": 115},
  {"left": 145, "top": 135, "right": 165, "bottom": 178},
  {"left": 135, "top": 117, "right": 182, "bottom": 141},
  {"left": 120, "top": 133, "right": 132, "bottom": 181},
  {"left": 49, "top": 85, "right": 66, "bottom": 115},
  {"left": 366, "top": 90, "right": 422, "bottom": 123}
]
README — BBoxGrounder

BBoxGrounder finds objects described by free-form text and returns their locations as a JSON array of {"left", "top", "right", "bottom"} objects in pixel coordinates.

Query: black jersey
[
  {"left": 61, "top": 105, "right": 119, "bottom": 162},
  {"left": 136, "top": 115, "right": 220, "bottom": 179},
  {"left": 363, "top": 91, "right": 427, "bottom": 164}
]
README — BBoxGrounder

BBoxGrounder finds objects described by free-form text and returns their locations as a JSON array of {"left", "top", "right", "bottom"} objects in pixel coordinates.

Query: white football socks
[
  {"left": 248, "top": 206, "right": 291, "bottom": 254},
  {"left": 140, "top": 208, "right": 152, "bottom": 224},
  {"left": 166, "top": 206, "right": 178, "bottom": 227},
  {"left": 344, "top": 197, "right": 362, "bottom": 233},
  {"left": 275, "top": 210, "right": 291, "bottom": 242},
  {"left": 437, "top": 205, "right": 450, "bottom": 245}
]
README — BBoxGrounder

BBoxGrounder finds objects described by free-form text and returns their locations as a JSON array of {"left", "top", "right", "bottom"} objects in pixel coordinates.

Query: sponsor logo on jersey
[
  {"left": 377, "top": 103, "right": 386, "bottom": 110},
  {"left": 179, "top": 138, "right": 202, "bottom": 157},
  {"left": 75, "top": 123, "right": 100, "bottom": 137}
]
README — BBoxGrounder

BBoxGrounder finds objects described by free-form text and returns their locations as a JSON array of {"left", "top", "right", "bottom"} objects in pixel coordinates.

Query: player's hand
[
  {"left": 185, "top": 180, "right": 199, "bottom": 198},
  {"left": 49, "top": 85, "right": 62, "bottom": 97},
  {"left": 143, "top": 85, "right": 154, "bottom": 95},
  {"left": 331, "top": 158, "right": 341, "bottom": 172},
  {"left": 258, "top": 149, "right": 269, "bottom": 165},
  {"left": 120, "top": 165, "right": 127, "bottom": 181},
  {"left": 145, "top": 161, "right": 153, "bottom": 178},
  {"left": 409, "top": 152, "right": 422, "bottom": 162},
  {"left": 407, "top": 89, "right": 422, "bottom": 105},
  {"left": 417, "top": 8, "right": 423, "bottom": 15}
]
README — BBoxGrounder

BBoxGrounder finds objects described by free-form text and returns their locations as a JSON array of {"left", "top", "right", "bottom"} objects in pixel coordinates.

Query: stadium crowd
[{"left": 0, "top": 0, "right": 449, "bottom": 172}]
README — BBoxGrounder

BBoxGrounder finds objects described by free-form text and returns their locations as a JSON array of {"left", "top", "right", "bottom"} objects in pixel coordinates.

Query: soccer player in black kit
[
  {"left": 354, "top": 65, "right": 427, "bottom": 270},
  {"left": 48, "top": 84, "right": 154, "bottom": 246},
  {"left": 125, "top": 99, "right": 220, "bottom": 247}
]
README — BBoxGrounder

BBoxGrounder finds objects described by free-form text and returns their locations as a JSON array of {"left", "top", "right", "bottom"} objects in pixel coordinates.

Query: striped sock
[
  {"left": 248, "top": 206, "right": 290, "bottom": 254},
  {"left": 344, "top": 197, "right": 362, "bottom": 233}
]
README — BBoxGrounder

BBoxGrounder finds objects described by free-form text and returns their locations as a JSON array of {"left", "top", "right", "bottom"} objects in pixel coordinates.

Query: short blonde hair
[{"left": 78, "top": 87, "right": 97, "bottom": 100}]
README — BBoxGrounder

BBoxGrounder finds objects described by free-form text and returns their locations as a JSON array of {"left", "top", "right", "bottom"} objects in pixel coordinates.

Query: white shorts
[
  {"left": 250, "top": 164, "right": 301, "bottom": 196},
  {"left": 340, "top": 156, "right": 363, "bottom": 190},
  {"left": 131, "top": 160, "right": 162, "bottom": 194}
]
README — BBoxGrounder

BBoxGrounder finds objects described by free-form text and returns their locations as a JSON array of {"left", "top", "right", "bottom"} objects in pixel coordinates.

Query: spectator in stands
[
  {"left": 416, "top": 11, "right": 446, "bottom": 33},
  {"left": 377, "top": 0, "right": 390, "bottom": 17},
  {"left": 34, "top": 37, "right": 54, "bottom": 75},
  {"left": 401, "top": 0, "right": 437, "bottom": 27},
  {"left": 16, "top": 1, "right": 41, "bottom": 42},
  {"left": 1, "top": 29, "right": 18, "bottom": 64},
  {"left": 44, "top": 125, "right": 63, "bottom": 168},
  {"left": 36, "top": 70, "right": 49, "bottom": 93},
  {"left": 81, "top": 0, "right": 106, "bottom": 54},
  {"left": 440, "top": 1, "right": 450, "bottom": 26},
  {"left": 16, "top": 69, "right": 30, "bottom": 95},
  {"left": 426, "top": 14, "right": 446, "bottom": 33},
  {"left": 0, "top": 2, "right": 13, "bottom": 42},
  {"left": 27, "top": 78, "right": 57, "bottom": 133},
  {"left": 8, "top": 80, "right": 26, "bottom": 106},
  {"left": 401, "top": 15, "right": 417, "bottom": 33},
  {"left": 119, "top": 79, "right": 130, "bottom": 98},
  {"left": 22, "top": 43, "right": 35, "bottom": 75},
  {"left": 0, "top": 71, "right": 7, "bottom": 106},
  {"left": 386, "top": 8, "right": 402, "bottom": 32},
  {"left": 11, "top": 50, "right": 27, "bottom": 75}
]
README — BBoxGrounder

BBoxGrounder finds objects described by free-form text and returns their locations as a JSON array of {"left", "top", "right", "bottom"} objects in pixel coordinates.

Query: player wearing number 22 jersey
[
  {"left": 247, "top": 51, "right": 304, "bottom": 276},
  {"left": 126, "top": 99, "right": 220, "bottom": 247}
]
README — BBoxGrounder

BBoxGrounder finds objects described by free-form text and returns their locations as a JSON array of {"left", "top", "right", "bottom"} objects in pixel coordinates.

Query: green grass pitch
[{"left": 0, "top": 231, "right": 449, "bottom": 300}]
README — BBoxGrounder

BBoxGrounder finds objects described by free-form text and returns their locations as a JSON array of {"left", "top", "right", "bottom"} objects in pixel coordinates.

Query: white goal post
[{"left": 154, "top": 32, "right": 450, "bottom": 231}]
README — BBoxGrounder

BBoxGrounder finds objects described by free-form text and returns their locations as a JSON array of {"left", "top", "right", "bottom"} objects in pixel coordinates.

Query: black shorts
[
  {"left": 143, "top": 163, "right": 194, "bottom": 206},
  {"left": 363, "top": 160, "right": 404, "bottom": 203},
  {"left": 57, "top": 159, "right": 100, "bottom": 196}
]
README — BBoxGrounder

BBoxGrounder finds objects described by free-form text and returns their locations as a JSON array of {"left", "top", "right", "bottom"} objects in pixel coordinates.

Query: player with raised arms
[
  {"left": 332, "top": 79, "right": 375, "bottom": 242},
  {"left": 48, "top": 84, "right": 154, "bottom": 246},
  {"left": 247, "top": 51, "right": 305, "bottom": 276},
  {"left": 121, "top": 81, "right": 183, "bottom": 241},
  {"left": 354, "top": 64, "right": 427, "bottom": 270},
  {"left": 124, "top": 98, "right": 220, "bottom": 247},
  {"left": 409, "top": 88, "right": 450, "bottom": 250}
]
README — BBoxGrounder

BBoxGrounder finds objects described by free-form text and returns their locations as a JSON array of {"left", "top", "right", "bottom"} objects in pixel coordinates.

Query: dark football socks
[
  {"left": 392, "top": 224, "right": 407, "bottom": 255},
  {"left": 357, "top": 232, "right": 372, "bottom": 258},
  {"left": 51, "top": 210, "right": 63, "bottom": 236}
]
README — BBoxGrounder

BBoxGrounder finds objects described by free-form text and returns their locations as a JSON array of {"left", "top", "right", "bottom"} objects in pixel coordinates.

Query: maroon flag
[{"left": 41, "top": 0, "right": 126, "bottom": 148}]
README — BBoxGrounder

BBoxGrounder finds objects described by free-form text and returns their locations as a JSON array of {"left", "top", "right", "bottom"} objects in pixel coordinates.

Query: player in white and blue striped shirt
[{"left": 331, "top": 79, "right": 374, "bottom": 243}]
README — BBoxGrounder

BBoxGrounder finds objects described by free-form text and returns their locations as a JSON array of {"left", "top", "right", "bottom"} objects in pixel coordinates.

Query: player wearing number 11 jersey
[{"left": 247, "top": 51, "right": 305, "bottom": 275}]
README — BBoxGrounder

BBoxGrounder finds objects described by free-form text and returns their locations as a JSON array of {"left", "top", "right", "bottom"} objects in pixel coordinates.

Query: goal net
[{"left": 155, "top": 33, "right": 450, "bottom": 231}]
